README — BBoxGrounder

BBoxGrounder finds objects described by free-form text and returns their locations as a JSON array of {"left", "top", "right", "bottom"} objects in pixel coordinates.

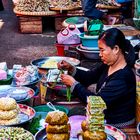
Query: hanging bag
[{"left": 57, "top": 24, "right": 81, "bottom": 45}]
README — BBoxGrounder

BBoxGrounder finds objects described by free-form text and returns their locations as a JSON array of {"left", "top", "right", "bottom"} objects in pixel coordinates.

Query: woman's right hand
[
  {"left": 57, "top": 60, "right": 71, "bottom": 70},
  {"left": 57, "top": 60, "right": 74, "bottom": 74}
]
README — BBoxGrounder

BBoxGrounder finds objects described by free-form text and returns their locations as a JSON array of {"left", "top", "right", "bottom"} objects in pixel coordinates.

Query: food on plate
[
  {"left": 47, "top": 133, "right": 70, "bottom": 140},
  {"left": 82, "top": 130, "right": 107, "bottom": 140},
  {"left": 0, "top": 116, "right": 19, "bottom": 125},
  {"left": 0, "top": 108, "right": 19, "bottom": 120},
  {"left": 0, "top": 97, "right": 17, "bottom": 111},
  {"left": 0, "top": 127, "right": 34, "bottom": 140},
  {"left": 45, "top": 110, "right": 68, "bottom": 125},
  {"left": 46, "top": 124, "right": 70, "bottom": 133},
  {"left": 42, "top": 59, "right": 58, "bottom": 68},
  {"left": 0, "top": 97, "right": 20, "bottom": 125},
  {"left": 14, "top": 65, "right": 38, "bottom": 86},
  {"left": 81, "top": 120, "right": 88, "bottom": 132},
  {"left": 8, "top": 87, "right": 28, "bottom": 101},
  {"left": 81, "top": 96, "right": 107, "bottom": 140},
  {"left": 45, "top": 110, "right": 70, "bottom": 140}
]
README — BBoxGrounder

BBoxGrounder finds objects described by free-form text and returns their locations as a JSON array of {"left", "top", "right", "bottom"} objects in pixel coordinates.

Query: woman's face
[{"left": 98, "top": 39, "right": 119, "bottom": 66}]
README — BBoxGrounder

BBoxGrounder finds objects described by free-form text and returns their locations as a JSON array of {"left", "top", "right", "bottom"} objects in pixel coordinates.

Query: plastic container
[
  {"left": 76, "top": 46, "right": 100, "bottom": 60},
  {"left": 62, "top": 16, "right": 89, "bottom": 33},
  {"left": 79, "top": 33, "right": 98, "bottom": 48},
  {"left": 0, "top": 75, "right": 13, "bottom": 85},
  {"left": 55, "top": 43, "right": 80, "bottom": 56}
]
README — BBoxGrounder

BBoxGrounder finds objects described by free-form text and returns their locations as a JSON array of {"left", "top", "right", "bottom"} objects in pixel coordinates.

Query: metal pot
[{"left": 76, "top": 46, "right": 100, "bottom": 60}]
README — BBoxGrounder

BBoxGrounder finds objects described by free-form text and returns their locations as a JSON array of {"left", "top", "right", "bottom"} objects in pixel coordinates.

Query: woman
[{"left": 58, "top": 28, "right": 136, "bottom": 128}]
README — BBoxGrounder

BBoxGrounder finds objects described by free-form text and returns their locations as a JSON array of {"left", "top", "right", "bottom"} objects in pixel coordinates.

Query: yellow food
[
  {"left": 47, "top": 133, "right": 70, "bottom": 140},
  {"left": 0, "top": 108, "right": 19, "bottom": 120},
  {"left": 82, "top": 130, "right": 107, "bottom": 140},
  {"left": 0, "top": 97, "right": 17, "bottom": 111},
  {"left": 45, "top": 111, "right": 68, "bottom": 125},
  {"left": 46, "top": 124, "right": 70, "bottom": 133},
  {"left": 0, "top": 116, "right": 19, "bottom": 125},
  {"left": 42, "top": 59, "right": 58, "bottom": 68}
]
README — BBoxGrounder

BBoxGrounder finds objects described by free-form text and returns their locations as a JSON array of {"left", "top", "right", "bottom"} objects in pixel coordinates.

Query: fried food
[
  {"left": 46, "top": 124, "right": 70, "bottom": 133},
  {"left": 0, "top": 116, "right": 19, "bottom": 125},
  {"left": 0, "top": 97, "right": 17, "bottom": 111},
  {"left": 82, "top": 130, "right": 107, "bottom": 140},
  {"left": 45, "top": 111, "right": 68, "bottom": 125},
  {"left": 0, "top": 108, "right": 19, "bottom": 120},
  {"left": 47, "top": 133, "right": 70, "bottom": 140},
  {"left": 81, "top": 120, "right": 88, "bottom": 132}
]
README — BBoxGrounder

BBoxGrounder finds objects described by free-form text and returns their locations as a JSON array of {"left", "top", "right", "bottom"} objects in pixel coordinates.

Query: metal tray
[
  {"left": 0, "top": 104, "right": 36, "bottom": 126},
  {"left": 35, "top": 124, "right": 127, "bottom": 140},
  {"left": 31, "top": 56, "right": 80, "bottom": 69}
]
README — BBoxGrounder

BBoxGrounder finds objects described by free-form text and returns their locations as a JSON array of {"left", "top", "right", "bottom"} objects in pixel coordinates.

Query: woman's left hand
[{"left": 60, "top": 74, "right": 76, "bottom": 87}]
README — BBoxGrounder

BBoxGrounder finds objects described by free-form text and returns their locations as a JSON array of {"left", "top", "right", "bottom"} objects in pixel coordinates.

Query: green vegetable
[
  {"left": 49, "top": 69, "right": 72, "bottom": 102},
  {"left": 66, "top": 86, "right": 71, "bottom": 102},
  {"left": 28, "top": 115, "right": 42, "bottom": 134}
]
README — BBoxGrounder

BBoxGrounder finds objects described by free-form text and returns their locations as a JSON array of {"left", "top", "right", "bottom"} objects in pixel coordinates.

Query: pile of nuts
[{"left": 15, "top": 0, "right": 50, "bottom": 12}]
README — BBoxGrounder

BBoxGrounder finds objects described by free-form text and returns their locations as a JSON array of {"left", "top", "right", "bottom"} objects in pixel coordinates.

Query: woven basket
[
  {"left": 49, "top": 6, "right": 81, "bottom": 11},
  {"left": 13, "top": 8, "right": 58, "bottom": 16},
  {"left": 96, "top": 4, "right": 121, "bottom": 9}
]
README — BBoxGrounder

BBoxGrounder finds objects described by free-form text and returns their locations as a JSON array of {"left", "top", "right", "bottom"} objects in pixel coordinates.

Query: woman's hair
[{"left": 98, "top": 28, "right": 135, "bottom": 67}]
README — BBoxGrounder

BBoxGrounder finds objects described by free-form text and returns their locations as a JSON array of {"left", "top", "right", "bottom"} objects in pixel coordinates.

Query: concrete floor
[{"left": 0, "top": 0, "right": 57, "bottom": 69}]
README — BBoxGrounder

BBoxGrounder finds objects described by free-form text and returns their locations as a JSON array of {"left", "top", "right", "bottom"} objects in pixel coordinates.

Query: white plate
[{"left": 80, "top": 44, "right": 99, "bottom": 51}]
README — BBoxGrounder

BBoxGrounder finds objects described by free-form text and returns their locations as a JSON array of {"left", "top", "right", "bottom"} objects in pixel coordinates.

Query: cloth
[
  {"left": 81, "top": 0, "right": 104, "bottom": 19},
  {"left": 72, "top": 63, "right": 136, "bottom": 125}
]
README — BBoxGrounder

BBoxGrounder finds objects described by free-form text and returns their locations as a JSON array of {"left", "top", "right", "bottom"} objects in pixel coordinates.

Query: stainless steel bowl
[{"left": 76, "top": 46, "right": 100, "bottom": 60}]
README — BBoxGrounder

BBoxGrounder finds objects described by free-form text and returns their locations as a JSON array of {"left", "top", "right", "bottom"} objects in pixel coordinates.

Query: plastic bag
[{"left": 57, "top": 24, "right": 81, "bottom": 45}]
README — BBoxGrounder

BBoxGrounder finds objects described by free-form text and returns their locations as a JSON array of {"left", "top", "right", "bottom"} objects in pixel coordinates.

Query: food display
[
  {"left": 14, "top": 65, "right": 38, "bottom": 86},
  {"left": 0, "top": 97, "right": 20, "bottom": 125},
  {"left": 41, "top": 58, "right": 58, "bottom": 69},
  {"left": 0, "top": 127, "right": 34, "bottom": 140},
  {"left": 14, "top": 0, "right": 50, "bottom": 12},
  {"left": 81, "top": 96, "right": 107, "bottom": 140},
  {"left": 97, "top": 0, "right": 121, "bottom": 7},
  {"left": 45, "top": 110, "right": 70, "bottom": 140},
  {"left": 49, "top": 0, "right": 81, "bottom": 11}
]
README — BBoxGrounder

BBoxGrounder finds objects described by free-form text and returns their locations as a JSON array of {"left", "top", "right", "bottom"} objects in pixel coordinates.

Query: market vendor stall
[{"left": 0, "top": 57, "right": 140, "bottom": 139}]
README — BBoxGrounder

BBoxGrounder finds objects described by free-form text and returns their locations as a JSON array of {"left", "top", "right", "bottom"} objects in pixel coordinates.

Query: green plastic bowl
[
  {"left": 34, "top": 105, "right": 69, "bottom": 116},
  {"left": 0, "top": 75, "right": 13, "bottom": 85}
]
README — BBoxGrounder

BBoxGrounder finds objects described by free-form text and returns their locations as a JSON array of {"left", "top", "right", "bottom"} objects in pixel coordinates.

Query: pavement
[{"left": 0, "top": 0, "right": 57, "bottom": 69}]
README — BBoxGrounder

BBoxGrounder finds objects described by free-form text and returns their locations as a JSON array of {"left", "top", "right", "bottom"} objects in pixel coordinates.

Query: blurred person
[
  {"left": 0, "top": 0, "right": 4, "bottom": 11},
  {"left": 81, "top": 0, "right": 120, "bottom": 20}
]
